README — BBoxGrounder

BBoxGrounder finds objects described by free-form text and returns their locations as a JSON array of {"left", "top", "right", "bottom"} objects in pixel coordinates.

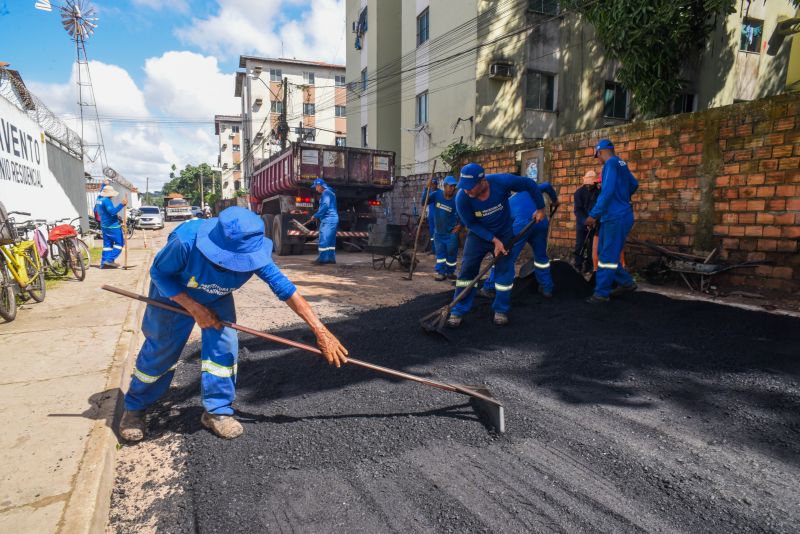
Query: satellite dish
[{"left": 60, "top": 0, "right": 98, "bottom": 40}]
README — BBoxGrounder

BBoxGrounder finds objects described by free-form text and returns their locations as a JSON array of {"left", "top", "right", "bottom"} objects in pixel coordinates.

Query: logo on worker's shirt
[
  {"left": 474, "top": 204, "right": 504, "bottom": 218},
  {"left": 435, "top": 202, "right": 453, "bottom": 213},
  {"left": 187, "top": 276, "right": 199, "bottom": 288},
  {"left": 619, "top": 160, "right": 627, "bottom": 167}
]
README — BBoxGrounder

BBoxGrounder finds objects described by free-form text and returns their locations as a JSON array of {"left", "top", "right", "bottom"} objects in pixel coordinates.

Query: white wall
[{"left": 1, "top": 96, "right": 80, "bottom": 224}]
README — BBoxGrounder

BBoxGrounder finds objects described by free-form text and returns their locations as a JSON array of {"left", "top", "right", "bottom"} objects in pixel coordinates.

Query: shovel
[
  {"left": 419, "top": 216, "right": 539, "bottom": 338},
  {"left": 102, "top": 284, "right": 505, "bottom": 433},
  {"left": 291, "top": 219, "right": 313, "bottom": 235}
]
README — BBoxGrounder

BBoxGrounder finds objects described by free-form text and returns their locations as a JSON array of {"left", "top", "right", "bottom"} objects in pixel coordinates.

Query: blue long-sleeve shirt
[
  {"left": 421, "top": 187, "right": 460, "bottom": 234},
  {"left": 97, "top": 196, "right": 124, "bottom": 228},
  {"left": 313, "top": 188, "right": 338, "bottom": 221},
  {"left": 589, "top": 156, "right": 638, "bottom": 222},
  {"left": 455, "top": 174, "right": 545, "bottom": 242},
  {"left": 150, "top": 220, "right": 296, "bottom": 305},
  {"left": 509, "top": 182, "right": 558, "bottom": 225}
]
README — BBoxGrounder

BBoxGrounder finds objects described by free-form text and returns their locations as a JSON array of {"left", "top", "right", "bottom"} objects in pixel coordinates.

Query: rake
[
  {"left": 419, "top": 216, "right": 539, "bottom": 337},
  {"left": 102, "top": 284, "right": 505, "bottom": 433}
]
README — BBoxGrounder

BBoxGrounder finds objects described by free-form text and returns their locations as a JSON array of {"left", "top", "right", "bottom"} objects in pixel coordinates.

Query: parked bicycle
[
  {"left": 44, "top": 219, "right": 86, "bottom": 281},
  {"left": 0, "top": 207, "right": 46, "bottom": 322},
  {"left": 68, "top": 217, "right": 92, "bottom": 267}
]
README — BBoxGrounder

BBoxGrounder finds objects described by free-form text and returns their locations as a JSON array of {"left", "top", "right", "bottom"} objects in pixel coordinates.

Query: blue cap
[
  {"left": 594, "top": 139, "right": 614, "bottom": 157},
  {"left": 312, "top": 178, "right": 327, "bottom": 188},
  {"left": 443, "top": 175, "right": 458, "bottom": 186},
  {"left": 431, "top": 177, "right": 438, "bottom": 185},
  {"left": 457, "top": 162, "right": 485, "bottom": 190},
  {"left": 196, "top": 206, "right": 273, "bottom": 272}
]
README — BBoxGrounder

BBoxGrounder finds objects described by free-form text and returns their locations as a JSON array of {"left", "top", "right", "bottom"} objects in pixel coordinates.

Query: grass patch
[{"left": 90, "top": 246, "right": 102, "bottom": 265}]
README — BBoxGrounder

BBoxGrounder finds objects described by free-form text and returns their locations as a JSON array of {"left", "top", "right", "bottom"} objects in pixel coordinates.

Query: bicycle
[
  {"left": 45, "top": 219, "right": 86, "bottom": 281},
  {"left": 68, "top": 217, "right": 93, "bottom": 267},
  {"left": 0, "top": 210, "right": 46, "bottom": 322}
]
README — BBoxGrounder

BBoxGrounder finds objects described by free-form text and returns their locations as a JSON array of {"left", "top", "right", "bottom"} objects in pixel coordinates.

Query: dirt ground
[{"left": 108, "top": 249, "right": 800, "bottom": 533}]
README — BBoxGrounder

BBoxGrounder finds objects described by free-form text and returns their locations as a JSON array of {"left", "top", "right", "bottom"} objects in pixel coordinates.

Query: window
[
  {"left": 304, "top": 71, "right": 315, "bottom": 85},
  {"left": 361, "top": 68, "right": 368, "bottom": 91},
  {"left": 361, "top": 125, "right": 368, "bottom": 147},
  {"left": 232, "top": 144, "right": 241, "bottom": 152},
  {"left": 672, "top": 93, "right": 696, "bottom": 114},
  {"left": 303, "top": 103, "right": 316, "bottom": 116},
  {"left": 335, "top": 105, "right": 346, "bottom": 117},
  {"left": 270, "top": 100, "right": 284, "bottom": 113},
  {"left": 234, "top": 180, "right": 241, "bottom": 190},
  {"left": 336, "top": 136, "right": 346, "bottom": 147},
  {"left": 603, "top": 81, "right": 628, "bottom": 119},
  {"left": 416, "top": 8, "right": 429, "bottom": 46},
  {"left": 269, "top": 68, "right": 282, "bottom": 82},
  {"left": 335, "top": 75, "right": 346, "bottom": 87},
  {"left": 740, "top": 18, "right": 763, "bottom": 53},
  {"left": 528, "top": 0, "right": 558, "bottom": 15},
  {"left": 232, "top": 125, "right": 240, "bottom": 133},
  {"left": 416, "top": 91, "right": 428, "bottom": 125},
  {"left": 525, "top": 70, "right": 555, "bottom": 111}
]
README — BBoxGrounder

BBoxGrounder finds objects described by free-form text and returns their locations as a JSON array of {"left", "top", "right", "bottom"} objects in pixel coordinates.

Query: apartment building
[
  {"left": 235, "top": 56, "right": 347, "bottom": 185},
  {"left": 214, "top": 114, "right": 243, "bottom": 199},
  {"left": 346, "top": 0, "right": 799, "bottom": 174}
]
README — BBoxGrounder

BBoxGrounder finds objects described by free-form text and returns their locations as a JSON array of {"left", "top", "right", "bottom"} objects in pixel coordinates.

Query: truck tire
[
  {"left": 261, "top": 214, "right": 274, "bottom": 238},
  {"left": 272, "top": 216, "right": 292, "bottom": 256}
]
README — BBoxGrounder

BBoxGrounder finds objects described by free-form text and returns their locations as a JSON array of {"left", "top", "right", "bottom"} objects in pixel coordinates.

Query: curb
[{"left": 58, "top": 247, "right": 153, "bottom": 533}]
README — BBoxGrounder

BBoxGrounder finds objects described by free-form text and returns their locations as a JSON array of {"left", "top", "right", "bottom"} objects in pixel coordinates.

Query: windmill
[{"left": 36, "top": 0, "right": 110, "bottom": 181}]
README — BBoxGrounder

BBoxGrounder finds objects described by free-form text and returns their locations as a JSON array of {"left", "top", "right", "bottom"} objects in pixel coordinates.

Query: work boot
[
  {"left": 477, "top": 287, "right": 495, "bottom": 299},
  {"left": 201, "top": 412, "right": 244, "bottom": 439},
  {"left": 434, "top": 273, "right": 447, "bottom": 281},
  {"left": 101, "top": 261, "right": 120, "bottom": 269},
  {"left": 586, "top": 294, "right": 610, "bottom": 304},
  {"left": 610, "top": 282, "right": 637, "bottom": 297},
  {"left": 446, "top": 314, "right": 462, "bottom": 328},
  {"left": 447, "top": 273, "right": 457, "bottom": 281},
  {"left": 493, "top": 312, "right": 509, "bottom": 326},
  {"left": 538, "top": 286, "right": 553, "bottom": 298},
  {"left": 119, "top": 410, "right": 146, "bottom": 442}
]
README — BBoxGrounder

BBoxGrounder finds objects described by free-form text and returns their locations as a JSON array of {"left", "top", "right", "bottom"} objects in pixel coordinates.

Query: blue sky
[{"left": 0, "top": 0, "right": 345, "bottom": 188}]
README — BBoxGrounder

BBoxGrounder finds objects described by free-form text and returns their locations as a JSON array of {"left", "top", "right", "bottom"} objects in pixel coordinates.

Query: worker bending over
[
  {"left": 119, "top": 207, "right": 348, "bottom": 441},
  {"left": 585, "top": 139, "right": 638, "bottom": 302},
  {"left": 96, "top": 185, "right": 128, "bottom": 269},
  {"left": 449, "top": 163, "right": 545, "bottom": 327},
  {"left": 422, "top": 175, "right": 461, "bottom": 281},
  {"left": 309, "top": 178, "right": 339, "bottom": 265},
  {"left": 481, "top": 181, "right": 559, "bottom": 298}
]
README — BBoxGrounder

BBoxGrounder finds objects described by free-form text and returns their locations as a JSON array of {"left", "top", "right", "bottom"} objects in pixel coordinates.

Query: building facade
[
  {"left": 214, "top": 114, "right": 243, "bottom": 199},
  {"left": 235, "top": 56, "right": 347, "bottom": 185},
  {"left": 346, "top": 0, "right": 800, "bottom": 175}
]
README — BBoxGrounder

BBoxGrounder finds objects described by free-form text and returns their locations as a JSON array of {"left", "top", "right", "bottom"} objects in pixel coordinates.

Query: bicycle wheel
[
  {"left": 0, "top": 260, "right": 16, "bottom": 322},
  {"left": 48, "top": 241, "right": 69, "bottom": 277},
  {"left": 23, "top": 247, "right": 46, "bottom": 302},
  {"left": 66, "top": 238, "right": 86, "bottom": 281},
  {"left": 77, "top": 239, "right": 91, "bottom": 267}
]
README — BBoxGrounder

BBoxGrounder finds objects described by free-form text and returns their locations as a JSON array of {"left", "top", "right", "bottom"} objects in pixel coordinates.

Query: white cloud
[
  {"left": 174, "top": 0, "right": 346, "bottom": 64},
  {"left": 131, "top": 0, "right": 190, "bottom": 12}
]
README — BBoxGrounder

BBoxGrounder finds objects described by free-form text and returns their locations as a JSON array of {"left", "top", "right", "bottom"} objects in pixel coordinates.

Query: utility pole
[
  {"left": 199, "top": 167, "right": 204, "bottom": 208},
  {"left": 280, "top": 76, "right": 289, "bottom": 150},
  {"left": 145, "top": 176, "right": 149, "bottom": 205}
]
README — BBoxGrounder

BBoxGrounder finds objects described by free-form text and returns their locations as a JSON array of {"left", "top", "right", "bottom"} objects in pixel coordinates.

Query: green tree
[
  {"left": 563, "top": 0, "right": 736, "bottom": 118},
  {"left": 162, "top": 163, "right": 221, "bottom": 206}
]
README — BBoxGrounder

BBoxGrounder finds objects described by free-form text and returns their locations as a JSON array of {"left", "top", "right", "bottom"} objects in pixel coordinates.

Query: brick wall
[
  {"left": 377, "top": 172, "right": 447, "bottom": 243},
  {"left": 446, "top": 94, "right": 799, "bottom": 293}
]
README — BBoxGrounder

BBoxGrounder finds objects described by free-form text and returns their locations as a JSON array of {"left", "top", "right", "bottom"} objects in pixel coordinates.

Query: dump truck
[
  {"left": 250, "top": 142, "right": 395, "bottom": 255},
  {"left": 164, "top": 194, "right": 192, "bottom": 221}
]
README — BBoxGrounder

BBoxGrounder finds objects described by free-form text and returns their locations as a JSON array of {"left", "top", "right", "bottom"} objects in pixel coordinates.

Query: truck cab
[{"left": 165, "top": 198, "right": 192, "bottom": 222}]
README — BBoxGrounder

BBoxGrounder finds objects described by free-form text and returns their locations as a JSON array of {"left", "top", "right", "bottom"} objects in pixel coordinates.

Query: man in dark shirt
[{"left": 573, "top": 170, "right": 600, "bottom": 271}]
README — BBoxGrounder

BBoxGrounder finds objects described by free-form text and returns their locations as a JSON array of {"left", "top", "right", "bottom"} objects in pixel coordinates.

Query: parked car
[
  {"left": 136, "top": 206, "right": 165, "bottom": 229},
  {"left": 191, "top": 205, "right": 203, "bottom": 218}
]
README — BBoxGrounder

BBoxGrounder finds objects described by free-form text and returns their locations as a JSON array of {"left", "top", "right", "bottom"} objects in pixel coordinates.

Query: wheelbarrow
[
  {"left": 365, "top": 222, "right": 418, "bottom": 271},
  {"left": 629, "top": 239, "right": 774, "bottom": 294}
]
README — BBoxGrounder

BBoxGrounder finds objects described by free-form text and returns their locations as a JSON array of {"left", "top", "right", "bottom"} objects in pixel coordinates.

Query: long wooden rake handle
[
  {"left": 101, "top": 285, "right": 501, "bottom": 406},
  {"left": 406, "top": 161, "right": 437, "bottom": 280}
]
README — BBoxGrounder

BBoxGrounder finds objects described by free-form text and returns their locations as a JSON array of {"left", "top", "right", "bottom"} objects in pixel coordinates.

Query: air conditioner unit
[
  {"left": 253, "top": 66, "right": 262, "bottom": 76},
  {"left": 489, "top": 63, "right": 515, "bottom": 80},
  {"left": 255, "top": 131, "right": 264, "bottom": 139},
  {"left": 222, "top": 143, "right": 227, "bottom": 149},
  {"left": 254, "top": 97, "right": 263, "bottom": 106},
  {"left": 223, "top": 163, "right": 228, "bottom": 169}
]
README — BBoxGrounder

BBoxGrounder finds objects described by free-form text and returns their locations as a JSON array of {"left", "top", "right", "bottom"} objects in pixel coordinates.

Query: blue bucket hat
[
  {"left": 312, "top": 178, "right": 327, "bottom": 188},
  {"left": 443, "top": 175, "right": 458, "bottom": 186},
  {"left": 458, "top": 162, "right": 485, "bottom": 190},
  {"left": 594, "top": 138, "right": 614, "bottom": 157},
  {"left": 196, "top": 206, "right": 273, "bottom": 272}
]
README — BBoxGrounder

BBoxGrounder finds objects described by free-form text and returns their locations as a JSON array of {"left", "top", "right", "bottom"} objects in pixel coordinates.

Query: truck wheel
[
  {"left": 272, "top": 217, "right": 292, "bottom": 256},
  {"left": 261, "top": 214, "right": 274, "bottom": 237}
]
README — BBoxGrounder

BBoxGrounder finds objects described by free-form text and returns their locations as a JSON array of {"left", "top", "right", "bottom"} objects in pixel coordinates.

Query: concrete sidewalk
[{"left": 0, "top": 230, "right": 160, "bottom": 533}]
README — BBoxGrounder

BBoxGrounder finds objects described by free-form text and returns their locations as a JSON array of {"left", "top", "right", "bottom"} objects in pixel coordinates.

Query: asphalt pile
[{"left": 127, "top": 283, "right": 800, "bottom": 533}]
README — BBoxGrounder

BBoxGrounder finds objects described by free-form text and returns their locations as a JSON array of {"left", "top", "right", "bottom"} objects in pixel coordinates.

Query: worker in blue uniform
[
  {"left": 585, "top": 139, "right": 639, "bottom": 303},
  {"left": 573, "top": 170, "right": 600, "bottom": 271},
  {"left": 96, "top": 185, "right": 127, "bottom": 269},
  {"left": 481, "top": 182, "right": 559, "bottom": 298},
  {"left": 119, "top": 207, "right": 348, "bottom": 442},
  {"left": 425, "top": 178, "right": 438, "bottom": 254},
  {"left": 421, "top": 175, "right": 461, "bottom": 281},
  {"left": 449, "top": 163, "right": 546, "bottom": 327},
  {"left": 309, "top": 178, "right": 339, "bottom": 265}
]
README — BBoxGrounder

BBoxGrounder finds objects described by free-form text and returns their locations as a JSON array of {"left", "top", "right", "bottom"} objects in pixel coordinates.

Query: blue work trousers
[
  {"left": 124, "top": 284, "right": 239, "bottom": 415},
  {"left": 484, "top": 219, "right": 554, "bottom": 294},
  {"left": 101, "top": 226, "right": 125, "bottom": 265},
  {"left": 434, "top": 232, "right": 459, "bottom": 275},
  {"left": 316, "top": 217, "right": 338, "bottom": 263},
  {"left": 452, "top": 233, "right": 515, "bottom": 316},
  {"left": 594, "top": 211, "right": 635, "bottom": 298}
]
